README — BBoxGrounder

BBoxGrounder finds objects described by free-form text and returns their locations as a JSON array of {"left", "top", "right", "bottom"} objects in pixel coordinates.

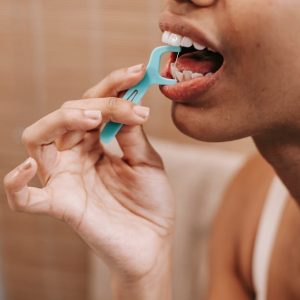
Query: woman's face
[{"left": 159, "top": 0, "right": 300, "bottom": 142}]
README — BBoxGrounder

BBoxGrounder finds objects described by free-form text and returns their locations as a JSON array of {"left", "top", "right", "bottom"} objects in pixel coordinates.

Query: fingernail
[
  {"left": 133, "top": 106, "right": 150, "bottom": 119},
  {"left": 84, "top": 110, "right": 101, "bottom": 120},
  {"left": 22, "top": 158, "right": 33, "bottom": 170},
  {"left": 128, "top": 64, "right": 144, "bottom": 74}
]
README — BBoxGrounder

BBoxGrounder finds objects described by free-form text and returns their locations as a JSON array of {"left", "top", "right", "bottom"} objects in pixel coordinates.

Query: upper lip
[{"left": 159, "top": 12, "right": 221, "bottom": 54}]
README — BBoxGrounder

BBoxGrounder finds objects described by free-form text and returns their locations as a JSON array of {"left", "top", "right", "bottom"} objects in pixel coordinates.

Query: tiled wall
[{"left": 0, "top": 1, "right": 254, "bottom": 299}]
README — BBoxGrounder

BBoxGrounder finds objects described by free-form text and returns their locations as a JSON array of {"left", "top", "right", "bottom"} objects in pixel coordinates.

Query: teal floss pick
[{"left": 100, "top": 45, "right": 181, "bottom": 143}]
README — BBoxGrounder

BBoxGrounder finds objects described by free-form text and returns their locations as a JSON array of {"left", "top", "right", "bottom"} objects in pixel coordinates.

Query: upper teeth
[
  {"left": 163, "top": 31, "right": 217, "bottom": 82},
  {"left": 162, "top": 31, "right": 206, "bottom": 50}
]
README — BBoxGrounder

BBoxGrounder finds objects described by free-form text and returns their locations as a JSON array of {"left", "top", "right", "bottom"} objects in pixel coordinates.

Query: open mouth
[{"left": 162, "top": 31, "right": 224, "bottom": 83}]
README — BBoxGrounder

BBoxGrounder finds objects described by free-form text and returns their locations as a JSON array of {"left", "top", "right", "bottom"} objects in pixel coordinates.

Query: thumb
[
  {"left": 3, "top": 158, "right": 50, "bottom": 214},
  {"left": 116, "top": 125, "right": 164, "bottom": 168}
]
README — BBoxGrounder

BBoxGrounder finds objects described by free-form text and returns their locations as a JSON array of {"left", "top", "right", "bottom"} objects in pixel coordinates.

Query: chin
[{"left": 171, "top": 103, "right": 250, "bottom": 143}]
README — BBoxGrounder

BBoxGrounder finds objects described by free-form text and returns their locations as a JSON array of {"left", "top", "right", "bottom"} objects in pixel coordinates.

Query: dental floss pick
[
  {"left": 100, "top": 45, "right": 181, "bottom": 143},
  {"left": 174, "top": 51, "right": 180, "bottom": 65}
]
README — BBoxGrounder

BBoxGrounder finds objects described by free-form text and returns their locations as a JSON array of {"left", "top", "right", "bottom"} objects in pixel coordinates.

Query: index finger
[
  {"left": 83, "top": 64, "right": 145, "bottom": 99},
  {"left": 22, "top": 108, "right": 102, "bottom": 154},
  {"left": 62, "top": 97, "right": 150, "bottom": 124},
  {"left": 22, "top": 98, "right": 149, "bottom": 155}
]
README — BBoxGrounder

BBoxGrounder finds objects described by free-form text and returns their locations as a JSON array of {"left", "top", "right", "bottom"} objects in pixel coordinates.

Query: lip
[
  {"left": 159, "top": 13, "right": 224, "bottom": 104},
  {"left": 160, "top": 64, "right": 223, "bottom": 104},
  {"left": 159, "top": 12, "right": 222, "bottom": 54}
]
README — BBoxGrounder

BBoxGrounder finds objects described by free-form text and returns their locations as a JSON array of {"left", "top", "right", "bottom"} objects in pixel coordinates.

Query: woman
[{"left": 3, "top": 0, "right": 300, "bottom": 299}]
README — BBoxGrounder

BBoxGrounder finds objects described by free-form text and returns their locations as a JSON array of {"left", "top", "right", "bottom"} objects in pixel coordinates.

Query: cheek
[
  {"left": 220, "top": 0, "right": 300, "bottom": 123},
  {"left": 223, "top": 0, "right": 300, "bottom": 79}
]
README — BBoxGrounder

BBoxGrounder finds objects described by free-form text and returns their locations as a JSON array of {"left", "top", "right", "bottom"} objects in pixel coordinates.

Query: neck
[{"left": 253, "top": 130, "right": 300, "bottom": 206}]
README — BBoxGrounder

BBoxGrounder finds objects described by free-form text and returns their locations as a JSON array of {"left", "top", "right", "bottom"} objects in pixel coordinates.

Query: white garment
[{"left": 252, "top": 177, "right": 289, "bottom": 300}]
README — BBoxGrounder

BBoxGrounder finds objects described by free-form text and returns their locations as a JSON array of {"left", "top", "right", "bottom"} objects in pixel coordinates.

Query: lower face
[{"left": 159, "top": 0, "right": 300, "bottom": 142}]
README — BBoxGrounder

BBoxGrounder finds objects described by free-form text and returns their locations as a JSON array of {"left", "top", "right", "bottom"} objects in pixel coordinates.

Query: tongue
[{"left": 176, "top": 51, "right": 222, "bottom": 74}]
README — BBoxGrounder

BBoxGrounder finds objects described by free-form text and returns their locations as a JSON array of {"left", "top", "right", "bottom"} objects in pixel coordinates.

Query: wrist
[{"left": 111, "top": 241, "right": 173, "bottom": 300}]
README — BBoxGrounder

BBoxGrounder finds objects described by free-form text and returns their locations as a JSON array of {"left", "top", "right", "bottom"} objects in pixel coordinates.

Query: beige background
[{"left": 0, "top": 1, "right": 255, "bottom": 299}]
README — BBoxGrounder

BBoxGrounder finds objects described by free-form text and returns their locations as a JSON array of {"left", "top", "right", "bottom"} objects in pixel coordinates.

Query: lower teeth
[{"left": 170, "top": 63, "right": 212, "bottom": 82}]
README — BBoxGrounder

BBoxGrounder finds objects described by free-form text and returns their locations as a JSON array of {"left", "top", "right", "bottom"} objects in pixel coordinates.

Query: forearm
[{"left": 111, "top": 244, "right": 173, "bottom": 300}]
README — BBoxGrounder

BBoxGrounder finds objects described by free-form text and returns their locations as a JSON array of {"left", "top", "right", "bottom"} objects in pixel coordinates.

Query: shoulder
[
  {"left": 207, "top": 154, "right": 275, "bottom": 298},
  {"left": 228, "top": 154, "right": 274, "bottom": 198},
  {"left": 213, "top": 154, "right": 274, "bottom": 243}
]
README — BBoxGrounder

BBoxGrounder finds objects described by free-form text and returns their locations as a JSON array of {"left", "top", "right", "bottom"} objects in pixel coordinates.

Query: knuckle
[
  {"left": 106, "top": 97, "right": 119, "bottom": 114},
  {"left": 106, "top": 70, "right": 119, "bottom": 85},
  {"left": 3, "top": 186, "right": 24, "bottom": 213},
  {"left": 124, "top": 101, "right": 134, "bottom": 114},
  {"left": 60, "top": 107, "right": 76, "bottom": 120},
  {"left": 104, "top": 70, "right": 125, "bottom": 90},
  {"left": 3, "top": 174, "right": 17, "bottom": 195},
  {"left": 59, "top": 107, "right": 69, "bottom": 118},
  {"left": 21, "top": 127, "right": 34, "bottom": 147},
  {"left": 82, "top": 88, "right": 94, "bottom": 99},
  {"left": 59, "top": 108, "right": 74, "bottom": 129},
  {"left": 105, "top": 97, "right": 134, "bottom": 121},
  {"left": 3, "top": 174, "right": 12, "bottom": 191},
  {"left": 8, "top": 200, "right": 22, "bottom": 212},
  {"left": 61, "top": 100, "right": 75, "bottom": 108},
  {"left": 12, "top": 199, "right": 28, "bottom": 212}
]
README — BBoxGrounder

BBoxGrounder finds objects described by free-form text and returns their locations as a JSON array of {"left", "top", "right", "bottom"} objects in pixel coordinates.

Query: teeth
[
  {"left": 183, "top": 70, "right": 193, "bottom": 81},
  {"left": 205, "top": 72, "right": 213, "bottom": 77},
  {"left": 171, "top": 63, "right": 206, "bottom": 82},
  {"left": 161, "top": 31, "right": 171, "bottom": 44},
  {"left": 169, "top": 33, "right": 182, "bottom": 46},
  {"left": 193, "top": 42, "right": 206, "bottom": 51},
  {"left": 162, "top": 31, "right": 183, "bottom": 46},
  {"left": 192, "top": 72, "right": 204, "bottom": 79},
  {"left": 170, "top": 63, "right": 177, "bottom": 79},
  {"left": 175, "top": 70, "right": 184, "bottom": 82},
  {"left": 181, "top": 36, "right": 193, "bottom": 48},
  {"left": 164, "top": 31, "right": 217, "bottom": 83},
  {"left": 207, "top": 47, "right": 216, "bottom": 53},
  {"left": 162, "top": 31, "right": 217, "bottom": 53}
]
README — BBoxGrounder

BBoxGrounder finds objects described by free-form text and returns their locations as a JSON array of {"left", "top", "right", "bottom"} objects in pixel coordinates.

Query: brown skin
[
  {"left": 208, "top": 155, "right": 300, "bottom": 300},
  {"left": 4, "top": 66, "right": 175, "bottom": 299},
  {"left": 161, "top": 0, "right": 300, "bottom": 204},
  {"left": 3, "top": 0, "right": 300, "bottom": 299},
  {"left": 162, "top": 0, "right": 300, "bottom": 143},
  {"left": 161, "top": 1, "right": 300, "bottom": 299}
]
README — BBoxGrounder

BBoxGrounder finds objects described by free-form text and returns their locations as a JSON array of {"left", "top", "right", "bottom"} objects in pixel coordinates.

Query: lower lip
[{"left": 160, "top": 55, "right": 223, "bottom": 104}]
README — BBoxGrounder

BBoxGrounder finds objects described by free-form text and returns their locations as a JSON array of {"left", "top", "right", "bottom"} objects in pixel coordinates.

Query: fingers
[
  {"left": 22, "top": 108, "right": 102, "bottom": 155},
  {"left": 22, "top": 64, "right": 147, "bottom": 155},
  {"left": 58, "top": 64, "right": 147, "bottom": 151},
  {"left": 117, "top": 125, "right": 164, "bottom": 168},
  {"left": 80, "top": 130, "right": 104, "bottom": 154},
  {"left": 3, "top": 158, "right": 50, "bottom": 214},
  {"left": 53, "top": 99, "right": 150, "bottom": 152},
  {"left": 55, "top": 131, "right": 85, "bottom": 151},
  {"left": 61, "top": 97, "right": 150, "bottom": 125},
  {"left": 83, "top": 64, "right": 146, "bottom": 99},
  {"left": 22, "top": 96, "right": 150, "bottom": 161}
]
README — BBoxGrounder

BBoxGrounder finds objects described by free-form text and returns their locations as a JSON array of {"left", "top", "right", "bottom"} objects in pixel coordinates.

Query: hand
[{"left": 3, "top": 64, "right": 175, "bottom": 284}]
